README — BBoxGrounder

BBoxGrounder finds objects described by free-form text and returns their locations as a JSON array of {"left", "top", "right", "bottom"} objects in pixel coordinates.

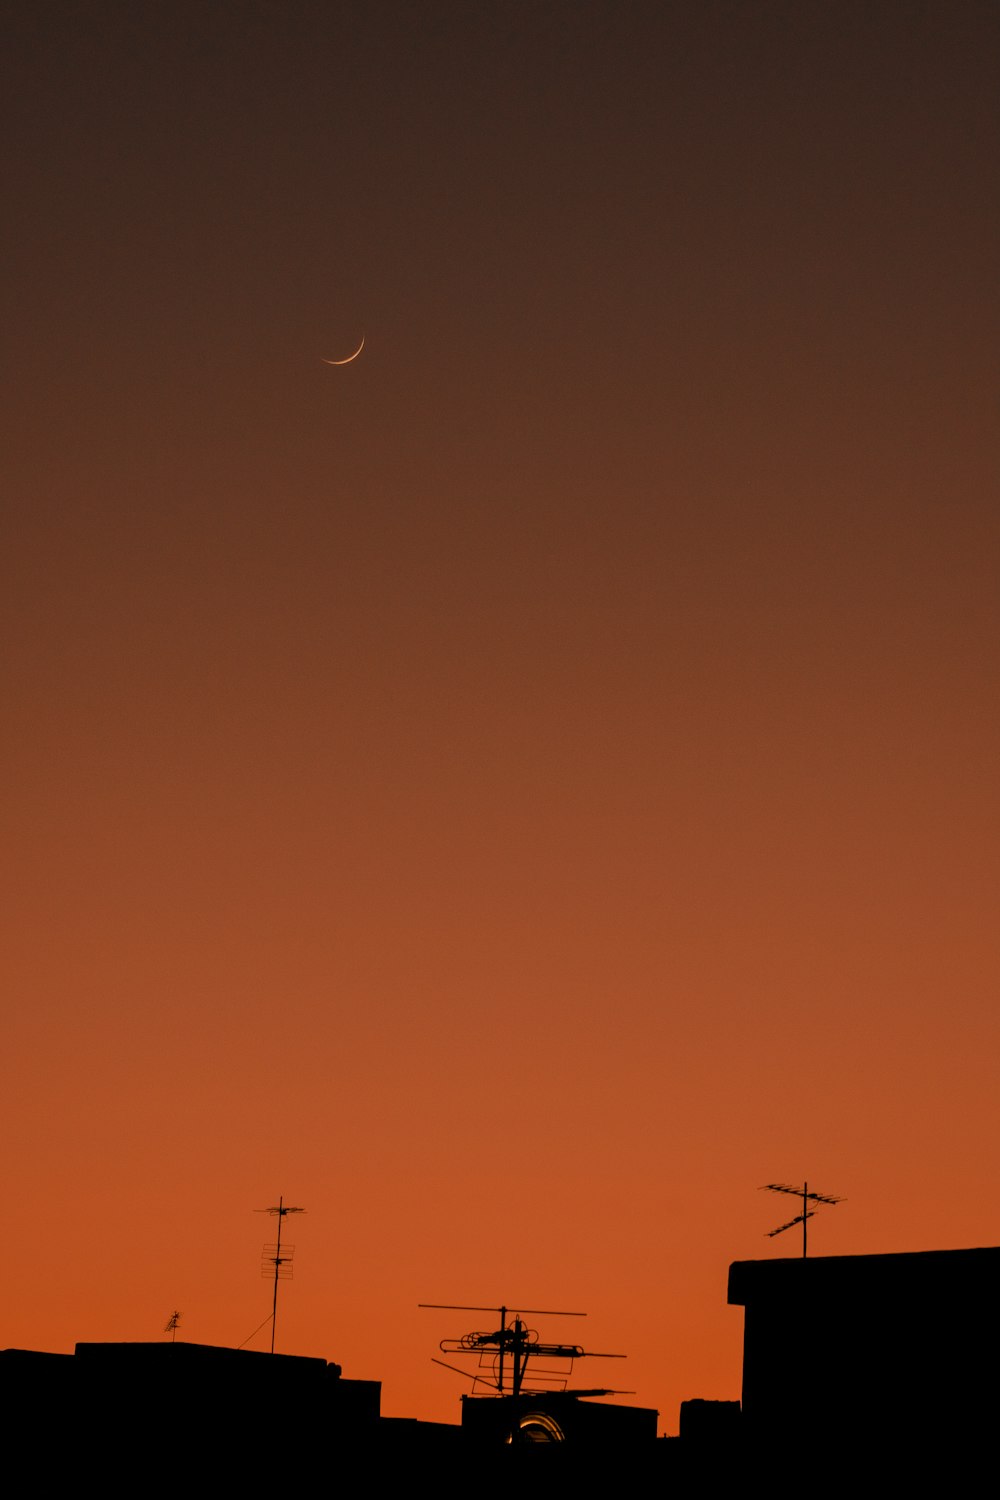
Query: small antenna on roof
[
  {"left": 164, "top": 1310, "right": 181, "bottom": 1342},
  {"left": 255, "top": 1196, "right": 305, "bottom": 1353},
  {"left": 761, "top": 1181, "right": 843, "bottom": 1258}
]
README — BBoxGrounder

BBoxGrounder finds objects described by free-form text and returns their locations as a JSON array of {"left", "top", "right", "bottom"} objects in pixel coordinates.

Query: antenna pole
[
  {"left": 256, "top": 1196, "right": 305, "bottom": 1354},
  {"left": 271, "top": 1195, "right": 283, "bottom": 1353}
]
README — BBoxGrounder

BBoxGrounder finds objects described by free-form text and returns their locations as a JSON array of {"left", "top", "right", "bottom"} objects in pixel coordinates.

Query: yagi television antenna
[{"left": 761, "top": 1181, "right": 844, "bottom": 1258}]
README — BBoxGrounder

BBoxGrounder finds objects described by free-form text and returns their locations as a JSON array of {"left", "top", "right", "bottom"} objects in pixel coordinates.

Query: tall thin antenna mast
[
  {"left": 164, "top": 1310, "right": 181, "bottom": 1343},
  {"left": 761, "top": 1181, "right": 843, "bottom": 1257},
  {"left": 256, "top": 1196, "right": 305, "bottom": 1353}
]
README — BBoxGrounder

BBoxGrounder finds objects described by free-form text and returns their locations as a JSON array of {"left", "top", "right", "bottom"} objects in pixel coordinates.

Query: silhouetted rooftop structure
[
  {"left": 461, "top": 1389, "right": 659, "bottom": 1446},
  {"left": 7, "top": 1242, "right": 1000, "bottom": 1482},
  {"left": 729, "top": 1245, "right": 1000, "bottom": 1458},
  {"left": 1, "top": 1339, "right": 381, "bottom": 1482}
]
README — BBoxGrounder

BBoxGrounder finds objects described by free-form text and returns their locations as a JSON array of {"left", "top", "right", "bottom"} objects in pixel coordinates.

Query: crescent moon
[{"left": 322, "top": 336, "right": 364, "bottom": 366}]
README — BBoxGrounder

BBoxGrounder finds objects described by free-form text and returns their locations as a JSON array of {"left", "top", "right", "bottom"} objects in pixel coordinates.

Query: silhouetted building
[
  {"left": 678, "top": 1397, "right": 741, "bottom": 1444},
  {"left": 729, "top": 1245, "right": 1000, "bottom": 1459},
  {"left": 1, "top": 1340, "right": 382, "bottom": 1483}
]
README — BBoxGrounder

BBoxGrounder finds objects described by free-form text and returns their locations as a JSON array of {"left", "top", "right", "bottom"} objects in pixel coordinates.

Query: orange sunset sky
[{"left": 3, "top": 1, "right": 998, "bottom": 1431}]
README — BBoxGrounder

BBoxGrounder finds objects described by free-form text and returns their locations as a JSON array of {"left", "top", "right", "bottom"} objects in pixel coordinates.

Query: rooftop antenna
[
  {"left": 761, "top": 1181, "right": 843, "bottom": 1258},
  {"left": 256, "top": 1196, "right": 305, "bottom": 1353},
  {"left": 419, "top": 1303, "right": 625, "bottom": 1404},
  {"left": 164, "top": 1310, "right": 181, "bottom": 1343}
]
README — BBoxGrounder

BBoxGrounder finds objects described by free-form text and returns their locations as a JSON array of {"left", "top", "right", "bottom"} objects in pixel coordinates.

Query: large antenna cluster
[{"left": 419, "top": 1303, "right": 625, "bottom": 1400}]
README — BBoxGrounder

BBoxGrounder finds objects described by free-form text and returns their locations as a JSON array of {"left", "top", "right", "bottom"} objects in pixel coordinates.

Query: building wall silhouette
[{"left": 728, "top": 1245, "right": 1000, "bottom": 1458}]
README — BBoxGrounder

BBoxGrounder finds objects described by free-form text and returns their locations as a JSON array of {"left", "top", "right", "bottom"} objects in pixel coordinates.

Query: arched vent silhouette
[{"left": 515, "top": 1410, "right": 565, "bottom": 1442}]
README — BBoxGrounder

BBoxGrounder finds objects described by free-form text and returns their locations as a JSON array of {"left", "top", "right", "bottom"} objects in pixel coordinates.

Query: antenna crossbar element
[
  {"left": 419, "top": 1303, "right": 585, "bottom": 1317},
  {"left": 762, "top": 1182, "right": 843, "bottom": 1206},
  {"left": 767, "top": 1212, "right": 814, "bottom": 1238},
  {"left": 261, "top": 1243, "right": 296, "bottom": 1279}
]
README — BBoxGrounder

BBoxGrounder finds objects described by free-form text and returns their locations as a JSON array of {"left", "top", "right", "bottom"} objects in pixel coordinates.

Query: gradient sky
[{"left": 3, "top": 1, "right": 998, "bottom": 1431}]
